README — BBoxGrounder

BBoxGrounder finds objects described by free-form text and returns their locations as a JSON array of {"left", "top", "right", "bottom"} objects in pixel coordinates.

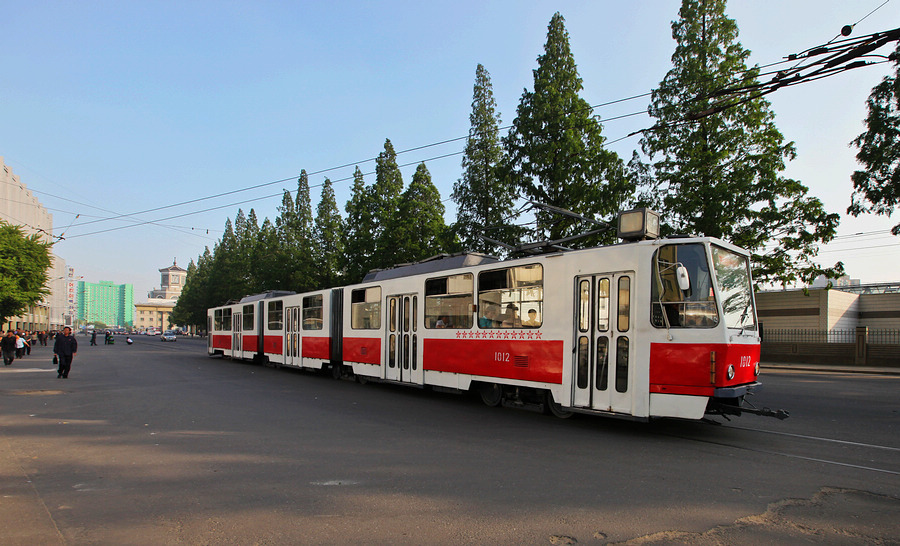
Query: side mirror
[{"left": 676, "top": 265, "right": 691, "bottom": 292}]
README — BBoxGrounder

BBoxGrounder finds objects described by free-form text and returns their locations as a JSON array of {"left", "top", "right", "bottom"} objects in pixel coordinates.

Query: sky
[{"left": 2, "top": 0, "right": 899, "bottom": 301}]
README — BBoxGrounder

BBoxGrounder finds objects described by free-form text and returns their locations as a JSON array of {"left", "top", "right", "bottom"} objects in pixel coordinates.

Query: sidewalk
[{"left": 763, "top": 361, "right": 900, "bottom": 376}]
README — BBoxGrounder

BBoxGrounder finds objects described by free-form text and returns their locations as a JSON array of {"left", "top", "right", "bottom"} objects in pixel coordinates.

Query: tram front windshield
[
  {"left": 651, "top": 243, "right": 756, "bottom": 331},
  {"left": 711, "top": 245, "right": 756, "bottom": 330}
]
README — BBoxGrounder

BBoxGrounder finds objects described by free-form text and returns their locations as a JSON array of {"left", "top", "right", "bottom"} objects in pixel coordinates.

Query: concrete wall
[
  {"left": 756, "top": 290, "right": 825, "bottom": 330},
  {"left": 859, "top": 293, "right": 900, "bottom": 329},
  {"left": 758, "top": 288, "right": 900, "bottom": 332}
]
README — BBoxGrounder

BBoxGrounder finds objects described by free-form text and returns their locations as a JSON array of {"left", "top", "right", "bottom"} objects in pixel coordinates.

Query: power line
[{"left": 41, "top": 25, "right": 900, "bottom": 240}]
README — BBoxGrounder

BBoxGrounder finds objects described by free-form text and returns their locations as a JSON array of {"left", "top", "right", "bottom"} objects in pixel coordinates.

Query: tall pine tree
[
  {"left": 504, "top": 12, "right": 631, "bottom": 245},
  {"left": 453, "top": 64, "right": 516, "bottom": 255},
  {"left": 641, "top": 0, "right": 840, "bottom": 286},
  {"left": 372, "top": 139, "right": 405, "bottom": 270},
  {"left": 313, "top": 178, "right": 344, "bottom": 289},
  {"left": 397, "top": 163, "right": 448, "bottom": 263},
  {"left": 342, "top": 167, "right": 378, "bottom": 283}
]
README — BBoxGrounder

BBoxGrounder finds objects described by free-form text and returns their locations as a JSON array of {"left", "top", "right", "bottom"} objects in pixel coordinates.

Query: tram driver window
[
  {"left": 351, "top": 287, "right": 382, "bottom": 329},
  {"left": 478, "top": 264, "right": 543, "bottom": 328},
  {"left": 425, "top": 274, "right": 474, "bottom": 329},
  {"left": 651, "top": 244, "right": 718, "bottom": 328}
]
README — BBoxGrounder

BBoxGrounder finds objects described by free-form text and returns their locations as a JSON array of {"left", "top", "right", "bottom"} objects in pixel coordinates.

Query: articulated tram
[{"left": 208, "top": 210, "right": 782, "bottom": 421}]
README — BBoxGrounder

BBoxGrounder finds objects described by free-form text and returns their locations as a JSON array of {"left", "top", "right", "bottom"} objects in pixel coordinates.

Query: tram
[{"left": 208, "top": 209, "right": 785, "bottom": 421}]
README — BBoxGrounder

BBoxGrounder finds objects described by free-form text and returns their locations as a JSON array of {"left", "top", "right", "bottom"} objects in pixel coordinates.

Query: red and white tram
[{"left": 208, "top": 210, "right": 781, "bottom": 421}]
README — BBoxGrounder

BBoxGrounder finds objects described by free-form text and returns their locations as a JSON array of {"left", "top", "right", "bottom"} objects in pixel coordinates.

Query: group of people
[
  {"left": 1, "top": 327, "right": 78, "bottom": 378},
  {"left": 89, "top": 330, "right": 116, "bottom": 346},
  {"left": 478, "top": 303, "right": 541, "bottom": 329}
]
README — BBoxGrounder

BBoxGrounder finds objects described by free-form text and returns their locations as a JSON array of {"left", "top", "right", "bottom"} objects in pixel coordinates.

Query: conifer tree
[
  {"left": 342, "top": 167, "right": 378, "bottom": 283},
  {"left": 289, "top": 170, "right": 316, "bottom": 291},
  {"left": 255, "top": 218, "right": 285, "bottom": 291},
  {"left": 850, "top": 43, "right": 900, "bottom": 235},
  {"left": 372, "top": 139, "right": 405, "bottom": 270},
  {"left": 640, "top": 0, "right": 841, "bottom": 286},
  {"left": 171, "top": 256, "right": 209, "bottom": 330},
  {"left": 397, "top": 163, "right": 448, "bottom": 263},
  {"left": 208, "top": 218, "right": 242, "bottom": 305},
  {"left": 504, "top": 12, "right": 631, "bottom": 245},
  {"left": 313, "top": 178, "right": 344, "bottom": 289},
  {"left": 453, "top": 64, "right": 516, "bottom": 255}
]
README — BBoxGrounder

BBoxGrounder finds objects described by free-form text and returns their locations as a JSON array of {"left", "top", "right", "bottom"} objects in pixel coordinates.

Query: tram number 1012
[{"left": 494, "top": 352, "right": 510, "bottom": 362}]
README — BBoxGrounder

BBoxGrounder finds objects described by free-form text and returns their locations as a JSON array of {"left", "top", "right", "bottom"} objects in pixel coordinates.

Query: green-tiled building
[{"left": 76, "top": 281, "right": 134, "bottom": 328}]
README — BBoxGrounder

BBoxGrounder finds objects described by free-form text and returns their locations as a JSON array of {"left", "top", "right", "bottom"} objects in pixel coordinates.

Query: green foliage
[
  {"left": 453, "top": 64, "right": 517, "bottom": 255},
  {"left": 640, "top": 0, "right": 841, "bottom": 286},
  {"left": 0, "top": 221, "right": 52, "bottom": 326},
  {"left": 372, "top": 139, "right": 405, "bottom": 271},
  {"left": 342, "top": 166, "right": 379, "bottom": 284},
  {"left": 396, "top": 163, "right": 449, "bottom": 264},
  {"left": 313, "top": 178, "right": 344, "bottom": 289},
  {"left": 170, "top": 258, "right": 205, "bottom": 327},
  {"left": 850, "top": 44, "right": 900, "bottom": 235},
  {"left": 504, "top": 12, "right": 632, "bottom": 246}
]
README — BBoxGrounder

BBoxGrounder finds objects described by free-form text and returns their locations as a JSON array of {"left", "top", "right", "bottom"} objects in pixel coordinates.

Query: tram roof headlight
[{"left": 618, "top": 208, "right": 660, "bottom": 241}]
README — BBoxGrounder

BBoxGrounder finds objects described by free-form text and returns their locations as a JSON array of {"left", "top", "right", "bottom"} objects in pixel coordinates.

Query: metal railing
[{"left": 762, "top": 328, "right": 900, "bottom": 345}]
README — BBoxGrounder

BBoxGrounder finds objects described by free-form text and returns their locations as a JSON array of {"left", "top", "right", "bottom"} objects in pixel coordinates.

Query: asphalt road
[{"left": 1, "top": 335, "right": 898, "bottom": 544}]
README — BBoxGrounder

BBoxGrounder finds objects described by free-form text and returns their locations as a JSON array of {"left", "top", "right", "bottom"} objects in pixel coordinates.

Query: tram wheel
[
  {"left": 545, "top": 391, "right": 573, "bottom": 419},
  {"left": 479, "top": 383, "right": 503, "bottom": 407}
]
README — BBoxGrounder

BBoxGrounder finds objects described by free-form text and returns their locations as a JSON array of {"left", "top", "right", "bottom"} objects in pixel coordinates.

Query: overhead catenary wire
[{"left": 35, "top": 21, "right": 900, "bottom": 241}]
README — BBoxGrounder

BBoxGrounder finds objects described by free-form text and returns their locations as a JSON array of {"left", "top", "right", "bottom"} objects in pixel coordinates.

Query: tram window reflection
[{"left": 477, "top": 264, "right": 543, "bottom": 328}]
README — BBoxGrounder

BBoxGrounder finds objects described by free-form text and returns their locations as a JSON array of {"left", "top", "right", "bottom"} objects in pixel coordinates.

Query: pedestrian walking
[
  {"left": 53, "top": 326, "right": 78, "bottom": 379},
  {"left": 1, "top": 331, "right": 16, "bottom": 366},
  {"left": 15, "top": 333, "right": 28, "bottom": 358},
  {"left": 90, "top": 330, "right": 97, "bottom": 346}
]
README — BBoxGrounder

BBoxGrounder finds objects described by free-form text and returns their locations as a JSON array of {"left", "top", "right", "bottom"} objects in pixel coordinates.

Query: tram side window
[
  {"left": 351, "top": 286, "right": 382, "bottom": 329},
  {"left": 651, "top": 244, "right": 719, "bottom": 328},
  {"left": 425, "top": 273, "right": 474, "bottom": 329},
  {"left": 268, "top": 300, "right": 284, "bottom": 331},
  {"left": 302, "top": 294, "right": 323, "bottom": 330},
  {"left": 243, "top": 304, "right": 254, "bottom": 331},
  {"left": 477, "top": 264, "right": 543, "bottom": 328},
  {"left": 215, "top": 308, "right": 232, "bottom": 331}
]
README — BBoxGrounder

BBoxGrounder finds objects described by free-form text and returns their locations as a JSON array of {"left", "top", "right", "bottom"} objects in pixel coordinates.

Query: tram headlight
[
  {"left": 726, "top": 365, "right": 735, "bottom": 380},
  {"left": 754, "top": 362, "right": 760, "bottom": 377}
]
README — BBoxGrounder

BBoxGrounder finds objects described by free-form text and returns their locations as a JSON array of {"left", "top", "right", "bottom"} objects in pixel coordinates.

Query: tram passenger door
[
  {"left": 385, "top": 294, "right": 421, "bottom": 384},
  {"left": 284, "top": 306, "right": 301, "bottom": 367},
  {"left": 232, "top": 312, "right": 242, "bottom": 359},
  {"left": 573, "top": 273, "right": 634, "bottom": 414}
]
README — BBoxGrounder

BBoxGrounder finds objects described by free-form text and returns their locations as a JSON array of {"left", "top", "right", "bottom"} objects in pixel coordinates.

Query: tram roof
[
  {"left": 363, "top": 252, "right": 500, "bottom": 282},
  {"left": 238, "top": 290, "right": 297, "bottom": 303}
]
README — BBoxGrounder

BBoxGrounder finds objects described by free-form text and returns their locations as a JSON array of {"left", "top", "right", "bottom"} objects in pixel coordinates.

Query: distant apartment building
[
  {"left": 0, "top": 157, "right": 68, "bottom": 331},
  {"left": 76, "top": 280, "right": 134, "bottom": 328}
]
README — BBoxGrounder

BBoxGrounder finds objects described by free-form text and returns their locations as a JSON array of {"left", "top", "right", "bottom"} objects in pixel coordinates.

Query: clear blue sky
[{"left": 2, "top": 0, "right": 898, "bottom": 299}]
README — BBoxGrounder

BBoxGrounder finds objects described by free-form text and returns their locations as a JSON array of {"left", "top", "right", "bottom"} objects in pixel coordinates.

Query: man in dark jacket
[
  {"left": 1, "top": 331, "right": 16, "bottom": 366},
  {"left": 53, "top": 326, "right": 78, "bottom": 378}
]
